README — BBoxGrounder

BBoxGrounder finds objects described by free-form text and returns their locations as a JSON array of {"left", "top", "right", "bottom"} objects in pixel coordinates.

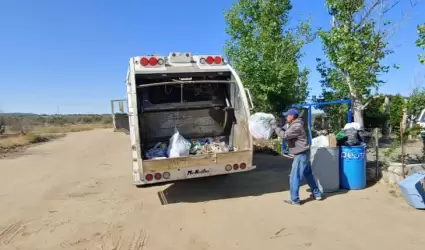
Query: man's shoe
[
  {"left": 283, "top": 200, "right": 301, "bottom": 205},
  {"left": 310, "top": 194, "right": 323, "bottom": 201}
]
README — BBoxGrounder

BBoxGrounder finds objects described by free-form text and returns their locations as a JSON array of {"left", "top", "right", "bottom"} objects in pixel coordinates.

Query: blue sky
[{"left": 0, "top": 0, "right": 424, "bottom": 114}]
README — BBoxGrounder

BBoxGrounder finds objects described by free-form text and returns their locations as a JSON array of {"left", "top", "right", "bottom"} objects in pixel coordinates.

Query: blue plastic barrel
[{"left": 339, "top": 144, "right": 366, "bottom": 190}]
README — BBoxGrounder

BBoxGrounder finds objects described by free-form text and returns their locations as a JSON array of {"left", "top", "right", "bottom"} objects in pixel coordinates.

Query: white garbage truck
[{"left": 125, "top": 52, "right": 256, "bottom": 186}]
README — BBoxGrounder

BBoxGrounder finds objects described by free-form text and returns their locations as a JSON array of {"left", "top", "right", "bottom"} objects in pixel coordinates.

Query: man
[{"left": 270, "top": 108, "right": 322, "bottom": 205}]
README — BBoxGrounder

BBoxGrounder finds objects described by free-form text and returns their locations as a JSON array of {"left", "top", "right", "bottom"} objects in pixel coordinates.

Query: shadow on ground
[
  {"left": 157, "top": 153, "right": 381, "bottom": 205},
  {"left": 157, "top": 154, "right": 293, "bottom": 205}
]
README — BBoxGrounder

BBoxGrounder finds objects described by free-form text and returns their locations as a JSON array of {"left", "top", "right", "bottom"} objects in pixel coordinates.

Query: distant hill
[{"left": 0, "top": 113, "right": 38, "bottom": 117}]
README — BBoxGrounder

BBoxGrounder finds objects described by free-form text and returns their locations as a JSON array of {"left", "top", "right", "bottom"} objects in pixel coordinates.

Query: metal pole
[
  {"left": 308, "top": 106, "right": 312, "bottom": 145},
  {"left": 375, "top": 128, "right": 379, "bottom": 180},
  {"left": 110, "top": 100, "right": 116, "bottom": 129},
  {"left": 347, "top": 99, "right": 352, "bottom": 123}
]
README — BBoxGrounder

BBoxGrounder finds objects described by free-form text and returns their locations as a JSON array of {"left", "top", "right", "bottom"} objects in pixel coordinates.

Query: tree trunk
[
  {"left": 352, "top": 98, "right": 365, "bottom": 128},
  {"left": 345, "top": 74, "right": 365, "bottom": 128}
]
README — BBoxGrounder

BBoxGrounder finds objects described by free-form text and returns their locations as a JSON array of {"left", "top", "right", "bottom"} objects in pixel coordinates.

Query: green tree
[
  {"left": 223, "top": 0, "right": 313, "bottom": 115},
  {"left": 363, "top": 95, "right": 387, "bottom": 128},
  {"left": 388, "top": 94, "right": 405, "bottom": 127},
  {"left": 417, "top": 24, "right": 425, "bottom": 64},
  {"left": 407, "top": 87, "right": 425, "bottom": 121},
  {"left": 317, "top": 0, "right": 393, "bottom": 128}
]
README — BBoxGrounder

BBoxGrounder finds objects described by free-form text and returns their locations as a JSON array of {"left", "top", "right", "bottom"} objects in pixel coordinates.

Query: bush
[{"left": 26, "top": 134, "right": 51, "bottom": 143}]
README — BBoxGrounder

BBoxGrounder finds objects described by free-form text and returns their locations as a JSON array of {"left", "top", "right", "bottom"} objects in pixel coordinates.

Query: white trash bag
[
  {"left": 344, "top": 122, "right": 361, "bottom": 130},
  {"left": 311, "top": 135, "right": 329, "bottom": 148},
  {"left": 167, "top": 128, "right": 191, "bottom": 158},
  {"left": 248, "top": 112, "right": 276, "bottom": 140}
]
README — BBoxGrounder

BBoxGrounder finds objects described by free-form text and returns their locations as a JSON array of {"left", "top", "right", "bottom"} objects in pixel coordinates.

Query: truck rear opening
[{"left": 126, "top": 53, "right": 255, "bottom": 186}]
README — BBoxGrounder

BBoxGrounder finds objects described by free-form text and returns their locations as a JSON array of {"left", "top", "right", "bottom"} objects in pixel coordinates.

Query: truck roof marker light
[
  {"left": 186, "top": 53, "right": 190, "bottom": 57},
  {"left": 154, "top": 173, "right": 162, "bottom": 180},
  {"left": 172, "top": 53, "right": 176, "bottom": 57},
  {"left": 145, "top": 174, "right": 153, "bottom": 181},
  {"left": 148, "top": 57, "right": 158, "bottom": 66},
  {"left": 214, "top": 56, "right": 222, "bottom": 64},
  {"left": 200, "top": 58, "right": 206, "bottom": 64},
  {"left": 163, "top": 172, "right": 171, "bottom": 179},
  {"left": 157, "top": 58, "right": 164, "bottom": 65},
  {"left": 206, "top": 56, "right": 214, "bottom": 64},
  {"left": 140, "top": 57, "right": 149, "bottom": 66},
  {"left": 240, "top": 163, "right": 247, "bottom": 170},
  {"left": 233, "top": 163, "right": 239, "bottom": 170},
  {"left": 225, "top": 164, "right": 232, "bottom": 171}
]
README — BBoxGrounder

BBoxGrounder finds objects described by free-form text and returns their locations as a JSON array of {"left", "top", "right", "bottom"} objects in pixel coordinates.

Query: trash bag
[
  {"left": 357, "top": 129, "right": 371, "bottom": 144},
  {"left": 145, "top": 142, "right": 168, "bottom": 159},
  {"left": 167, "top": 128, "right": 191, "bottom": 158},
  {"left": 281, "top": 139, "right": 290, "bottom": 155},
  {"left": 344, "top": 122, "right": 361, "bottom": 130},
  {"left": 311, "top": 135, "right": 329, "bottom": 147},
  {"left": 248, "top": 112, "right": 276, "bottom": 140},
  {"left": 343, "top": 128, "right": 360, "bottom": 146}
]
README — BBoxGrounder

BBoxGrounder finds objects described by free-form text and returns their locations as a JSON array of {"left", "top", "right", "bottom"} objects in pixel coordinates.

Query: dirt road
[{"left": 0, "top": 129, "right": 424, "bottom": 250}]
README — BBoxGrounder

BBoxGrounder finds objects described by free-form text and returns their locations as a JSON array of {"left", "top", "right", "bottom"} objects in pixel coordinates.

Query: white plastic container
[{"left": 310, "top": 146, "right": 340, "bottom": 193}]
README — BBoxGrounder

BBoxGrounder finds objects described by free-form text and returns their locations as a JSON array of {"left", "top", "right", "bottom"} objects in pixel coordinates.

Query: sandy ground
[{"left": 0, "top": 129, "right": 424, "bottom": 250}]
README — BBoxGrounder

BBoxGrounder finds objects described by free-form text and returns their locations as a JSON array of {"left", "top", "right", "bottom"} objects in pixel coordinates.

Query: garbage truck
[{"left": 125, "top": 52, "right": 256, "bottom": 186}]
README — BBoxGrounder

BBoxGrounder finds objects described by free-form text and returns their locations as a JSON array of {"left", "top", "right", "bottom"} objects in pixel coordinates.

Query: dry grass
[
  {"left": 0, "top": 123, "right": 110, "bottom": 154},
  {"left": 0, "top": 133, "right": 64, "bottom": 150}
]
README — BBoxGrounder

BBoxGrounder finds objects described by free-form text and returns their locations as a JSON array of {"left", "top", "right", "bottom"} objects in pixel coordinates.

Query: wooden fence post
[
  {"left": 375, "top": 128, "right": 379, "bottom": 180},
  {"left": 401, "top": 108, "right": 407, "bottom": 178}
]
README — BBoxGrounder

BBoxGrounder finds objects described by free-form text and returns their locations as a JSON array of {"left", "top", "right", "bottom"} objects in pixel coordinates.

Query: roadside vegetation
[
  {"left": 0, "top": 114, "right": 112, "bottom": 155},
  {"left": 225, "top": 0, "right": 425, "bottom": 161}
]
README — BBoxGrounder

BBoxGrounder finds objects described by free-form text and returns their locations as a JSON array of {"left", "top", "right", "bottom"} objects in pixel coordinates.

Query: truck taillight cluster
[
  {"left": 225, "top": 162, "right": 247, "bottom": 172},
  {"left": 200, "top": 56, "right": 222, "bottom": 65},
  {"left": 145, "top": 172, "right": 171, "bottom": 182},
  {"left": 139, "top": 57, "right": 164, "bottom": 67}
]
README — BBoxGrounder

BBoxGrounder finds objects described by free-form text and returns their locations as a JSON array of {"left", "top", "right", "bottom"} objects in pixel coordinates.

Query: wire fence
[{"left": 363, "top": 127, "right": 424, "bottom": 181}]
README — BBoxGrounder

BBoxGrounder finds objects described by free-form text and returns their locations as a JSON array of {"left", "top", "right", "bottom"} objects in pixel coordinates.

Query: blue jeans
[{"left": 289, "top": 150, "right": 321, "bottom": 202}]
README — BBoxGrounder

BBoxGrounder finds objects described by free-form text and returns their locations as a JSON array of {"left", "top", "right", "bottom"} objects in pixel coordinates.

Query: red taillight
[
  {"left": 149, "top": 57, "right": 158, "bottom": 66},
  {"left": 154, "top": 173, "right": 162, "bottom": 180},
  {"left": 233, "top": 164, "right": 239, "bottom": 170},
  {"left": 240, "top": 163, "right": 247, "bottom": 169},
  {"left": 206, "top": 56, "right": 214, "bottom": 64},
  {"left": 140, "top": 57, "right": 149, "bottom": 66},
  {"left": 145, "top": 174, "right": 153, "bottom": 181},
  {"left": 214, "top": 56, "right": 222, "bottom": 64}
]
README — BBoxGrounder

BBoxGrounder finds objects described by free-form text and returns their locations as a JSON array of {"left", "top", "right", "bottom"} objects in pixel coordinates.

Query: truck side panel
[{"left": 127, "top": 60, "right": 144, "bottom": 186}]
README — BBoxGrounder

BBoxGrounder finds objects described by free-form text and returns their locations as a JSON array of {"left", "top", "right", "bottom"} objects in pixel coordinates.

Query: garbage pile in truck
[{"left": 144, "top": 129, "right": 236, "bottom": 160}]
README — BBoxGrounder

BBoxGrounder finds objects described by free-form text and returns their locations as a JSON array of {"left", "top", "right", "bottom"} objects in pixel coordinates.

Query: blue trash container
[
  {"left": 398, "top": 172, "right": 425, "bottom": 209},
  {"left": 339, "top": 144, "right": 366, "bottom": 190}
]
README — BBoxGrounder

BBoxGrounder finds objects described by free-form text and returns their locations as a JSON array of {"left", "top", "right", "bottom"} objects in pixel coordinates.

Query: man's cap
[{"left": 282, "top": 108, "right": 299, "bottom": 117}]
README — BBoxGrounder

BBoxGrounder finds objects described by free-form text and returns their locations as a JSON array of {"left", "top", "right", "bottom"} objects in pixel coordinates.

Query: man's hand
[{"left": 270, "top": 119, "right": 277, "bottom": 129}]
